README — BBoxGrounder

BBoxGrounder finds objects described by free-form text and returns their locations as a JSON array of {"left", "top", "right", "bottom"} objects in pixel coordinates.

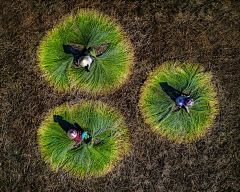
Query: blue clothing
[{"left": 81, "top": 131, "right": 88, "bottom": 141}]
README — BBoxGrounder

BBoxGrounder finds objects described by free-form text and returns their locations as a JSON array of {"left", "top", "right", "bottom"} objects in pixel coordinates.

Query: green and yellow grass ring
[
  {"left": 139, "top": 61, "right": 218, "bottom": 143},
  {"left": 38, "top": 101, "right": 130, "bottom": 178},
  {"left": 37, "top": 10, "right": 134, "bottom": 94}
]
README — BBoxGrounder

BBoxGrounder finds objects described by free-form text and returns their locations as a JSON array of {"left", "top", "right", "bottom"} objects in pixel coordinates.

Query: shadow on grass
[
  {"left": 63, "top": 44, "right": 86, "bottom": 64},
  {"left": 53, "top": 115, "right": 84, "bottom": 133},
  {"left": 53, "top": 115, "right": 92, "bottom": 144},
  {"left": 63, "top": 42, "right": 110, "bottom": 59},
  {"left": 159, "top": 82, "right": 181, "bottom": 101}
]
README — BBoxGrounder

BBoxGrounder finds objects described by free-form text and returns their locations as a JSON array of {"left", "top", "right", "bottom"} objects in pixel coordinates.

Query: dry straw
[
  {"left": 37, "top": 9, "right": 134, "bottom": 94},
  {"left": 139, "top": 61, "right": 218, "bottom": 143},
  {"left": 38, "top": 100, "right": 130, "bottom": 178}
]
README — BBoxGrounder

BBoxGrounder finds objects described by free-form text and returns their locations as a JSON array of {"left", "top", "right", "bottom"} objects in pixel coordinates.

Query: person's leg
[{"left": 85, "top": 66, "right": 90, "bottom": 72}]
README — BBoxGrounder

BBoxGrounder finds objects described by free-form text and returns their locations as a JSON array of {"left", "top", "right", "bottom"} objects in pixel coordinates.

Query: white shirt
[{"left": 85, "top": 55, "right": 92, "bottom": 67}]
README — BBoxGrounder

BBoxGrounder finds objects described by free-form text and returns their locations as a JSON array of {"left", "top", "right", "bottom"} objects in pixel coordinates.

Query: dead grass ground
[{"left": 1, "top": 0, "right": 240, "bottom": 191}]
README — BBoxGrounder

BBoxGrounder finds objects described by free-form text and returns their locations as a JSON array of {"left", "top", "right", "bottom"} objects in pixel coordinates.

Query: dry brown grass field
[{"left": 1, "top": 0, "right": 240, "bottom": 191}]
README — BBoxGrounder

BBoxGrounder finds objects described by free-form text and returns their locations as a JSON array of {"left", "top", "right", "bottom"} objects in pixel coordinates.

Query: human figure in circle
[
  {"left": 175, "top": 95, "right": 194, "bottom": 113},
  {"left": 73, "top": 55, "right": 93, "bottom": 72},
  {"left": 67, "top": 124, "right": 91, "bottom": 143}
]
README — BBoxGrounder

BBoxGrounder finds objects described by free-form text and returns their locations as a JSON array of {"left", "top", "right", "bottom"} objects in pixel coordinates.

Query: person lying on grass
[
  {"left": 175, "top": 95, "right": 194, "bottom": 113},
  {"left": 73, "top": 55, "right": 93, "bottom": 72},
  {"left": 67, "top": 124, "right": 91, "bottom": 143}
]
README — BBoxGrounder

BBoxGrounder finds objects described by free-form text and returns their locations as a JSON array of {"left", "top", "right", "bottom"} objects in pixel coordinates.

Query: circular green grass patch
[
  {"left": 139, "top": 61, "right": 218, "bottom": 143},
  {"left": 37, "top": 9, "right": 133, "bottom": 94},
  {"left": 38, "top": 101, "right": 130, "bottom": 178}
]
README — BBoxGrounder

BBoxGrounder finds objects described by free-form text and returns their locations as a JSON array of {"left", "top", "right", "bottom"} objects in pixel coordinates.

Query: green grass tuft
[
  {"left": 38, "top": 101, "right": 130, "bottom": 178},
  {"left": 37, "top": 10, "right": 133, "bottom": 94},
  {"left": 139, "top": 61, "right": 218, "bottom": 143}
]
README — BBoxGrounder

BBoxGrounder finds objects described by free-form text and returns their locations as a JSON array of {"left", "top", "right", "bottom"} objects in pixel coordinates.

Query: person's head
[
  {"left": 184, "top": 97, "right": 194, "bottom": 108},
  {"left": 78, "top": 56, "right": 89, "bottom": 67},
  {"left": 67, "top": 129, "right": 77, "bottom": 139}
]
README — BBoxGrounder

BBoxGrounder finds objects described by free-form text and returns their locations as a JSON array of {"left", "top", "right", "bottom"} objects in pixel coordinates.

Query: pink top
[
  {"left": 68, "top": 129, "right": 83, "bottom": 142},
  {"left": 73, "top": 131, "right": 82, "bottom": 142}
]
